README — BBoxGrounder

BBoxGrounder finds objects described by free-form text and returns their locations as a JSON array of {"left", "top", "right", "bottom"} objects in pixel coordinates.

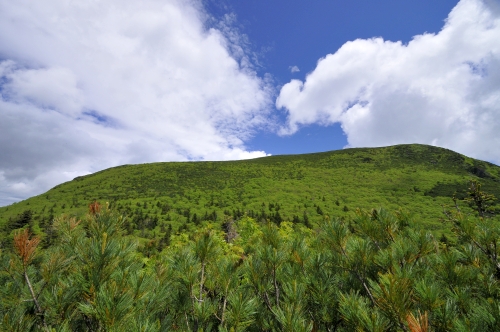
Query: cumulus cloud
[
  {"left": 289, "top": 65, "right": 300, "bottom": 73},
  {"left": 0, "top": 0, "right": 272, "bottom": 206},
  {"left": 277, "top": 0, "right": 500, "bottom": 164}
]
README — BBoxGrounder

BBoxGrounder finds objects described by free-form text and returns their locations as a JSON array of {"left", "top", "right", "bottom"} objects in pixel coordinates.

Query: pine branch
[{"left": 13, "top": 229, "right": 49, "bottom": 331}]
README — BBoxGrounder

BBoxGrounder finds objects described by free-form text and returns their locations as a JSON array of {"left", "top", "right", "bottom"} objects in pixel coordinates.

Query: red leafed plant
[
  {"left": 13, "top": 228, "right": 40, "bottom": 267},
  {"left": 406, "top": 311, "right": 429, "bottom": 332},
  {"left": 89, "top": 201, "right": 101, "bottom": 215}
]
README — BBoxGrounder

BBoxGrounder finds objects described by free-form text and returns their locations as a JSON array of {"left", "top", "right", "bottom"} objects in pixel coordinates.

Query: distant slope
[{"left": 1, "top": 144, "right": 500, "bottom": 239}]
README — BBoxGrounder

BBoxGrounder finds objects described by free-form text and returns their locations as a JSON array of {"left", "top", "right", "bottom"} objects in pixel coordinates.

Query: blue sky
[
  {"left": 1, "top": 0, "right": 500, "bottom": 205},
  {"left": 222, "top": 1, "right": 456, "bottom": 80},
  {"left": 218, "top": 0, "right": 458, "bottom": 154}
]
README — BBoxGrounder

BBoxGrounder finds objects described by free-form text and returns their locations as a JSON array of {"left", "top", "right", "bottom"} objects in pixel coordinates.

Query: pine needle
[{"left": 406, "top": 311, "right": 429, "bottom": 332}]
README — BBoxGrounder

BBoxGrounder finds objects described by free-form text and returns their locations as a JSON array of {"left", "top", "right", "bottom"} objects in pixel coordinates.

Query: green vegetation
[
  {"left": 1, "top": 144, "right": 500, "bottom": 330},
  {"left": 1, "top": 144, "right": 500, "bottom": 249},
  {"left": 1, "top": 180, "right": 500, "bottom": 331}
]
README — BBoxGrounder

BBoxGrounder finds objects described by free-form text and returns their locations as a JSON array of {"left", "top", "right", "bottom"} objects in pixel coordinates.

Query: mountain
[{"left": 1, "top": 144, "right": 500, "bottom": 240}]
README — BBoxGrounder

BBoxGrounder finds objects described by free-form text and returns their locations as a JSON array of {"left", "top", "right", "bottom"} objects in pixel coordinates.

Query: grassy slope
[{"left": 1, "top": 144, "right": 500, "bottom": 238}]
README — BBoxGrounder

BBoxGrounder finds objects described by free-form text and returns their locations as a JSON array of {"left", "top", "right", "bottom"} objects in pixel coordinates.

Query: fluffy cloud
[
  {"left": 0, "top": 0, "right": 273, "bottom": 206},
  {"left": 277, "top": 0, "right": 500, "bottom": 164}
]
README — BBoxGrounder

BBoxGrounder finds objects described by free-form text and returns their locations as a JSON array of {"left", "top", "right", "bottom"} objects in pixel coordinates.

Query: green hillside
[
  {"left": 2, "top": 144, "right": 500, "bottom": 331},
  {"left": 1, "top": 144, "right": 500, "bottom": 245}
]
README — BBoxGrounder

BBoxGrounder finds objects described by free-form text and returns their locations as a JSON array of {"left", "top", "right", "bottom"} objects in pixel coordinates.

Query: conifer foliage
[{"left": 1, "top": 182, "right": 500, "bottom": 331}]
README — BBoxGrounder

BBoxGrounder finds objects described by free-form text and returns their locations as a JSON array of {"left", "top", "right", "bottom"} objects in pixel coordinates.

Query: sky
[{"left": 1, "top": 0, "right": 500, "bottom": 206}]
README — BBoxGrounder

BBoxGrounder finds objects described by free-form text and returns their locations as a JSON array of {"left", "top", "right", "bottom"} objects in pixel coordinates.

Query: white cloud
[
  {"left": 289, "top": 65, "right": 300, "bottom": 73},
  {"left": 0, "top": 0, "right": 272, "bottom": 206},
  {"left": 277, "top": 0, "right": 500, "bottom": 164}
]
